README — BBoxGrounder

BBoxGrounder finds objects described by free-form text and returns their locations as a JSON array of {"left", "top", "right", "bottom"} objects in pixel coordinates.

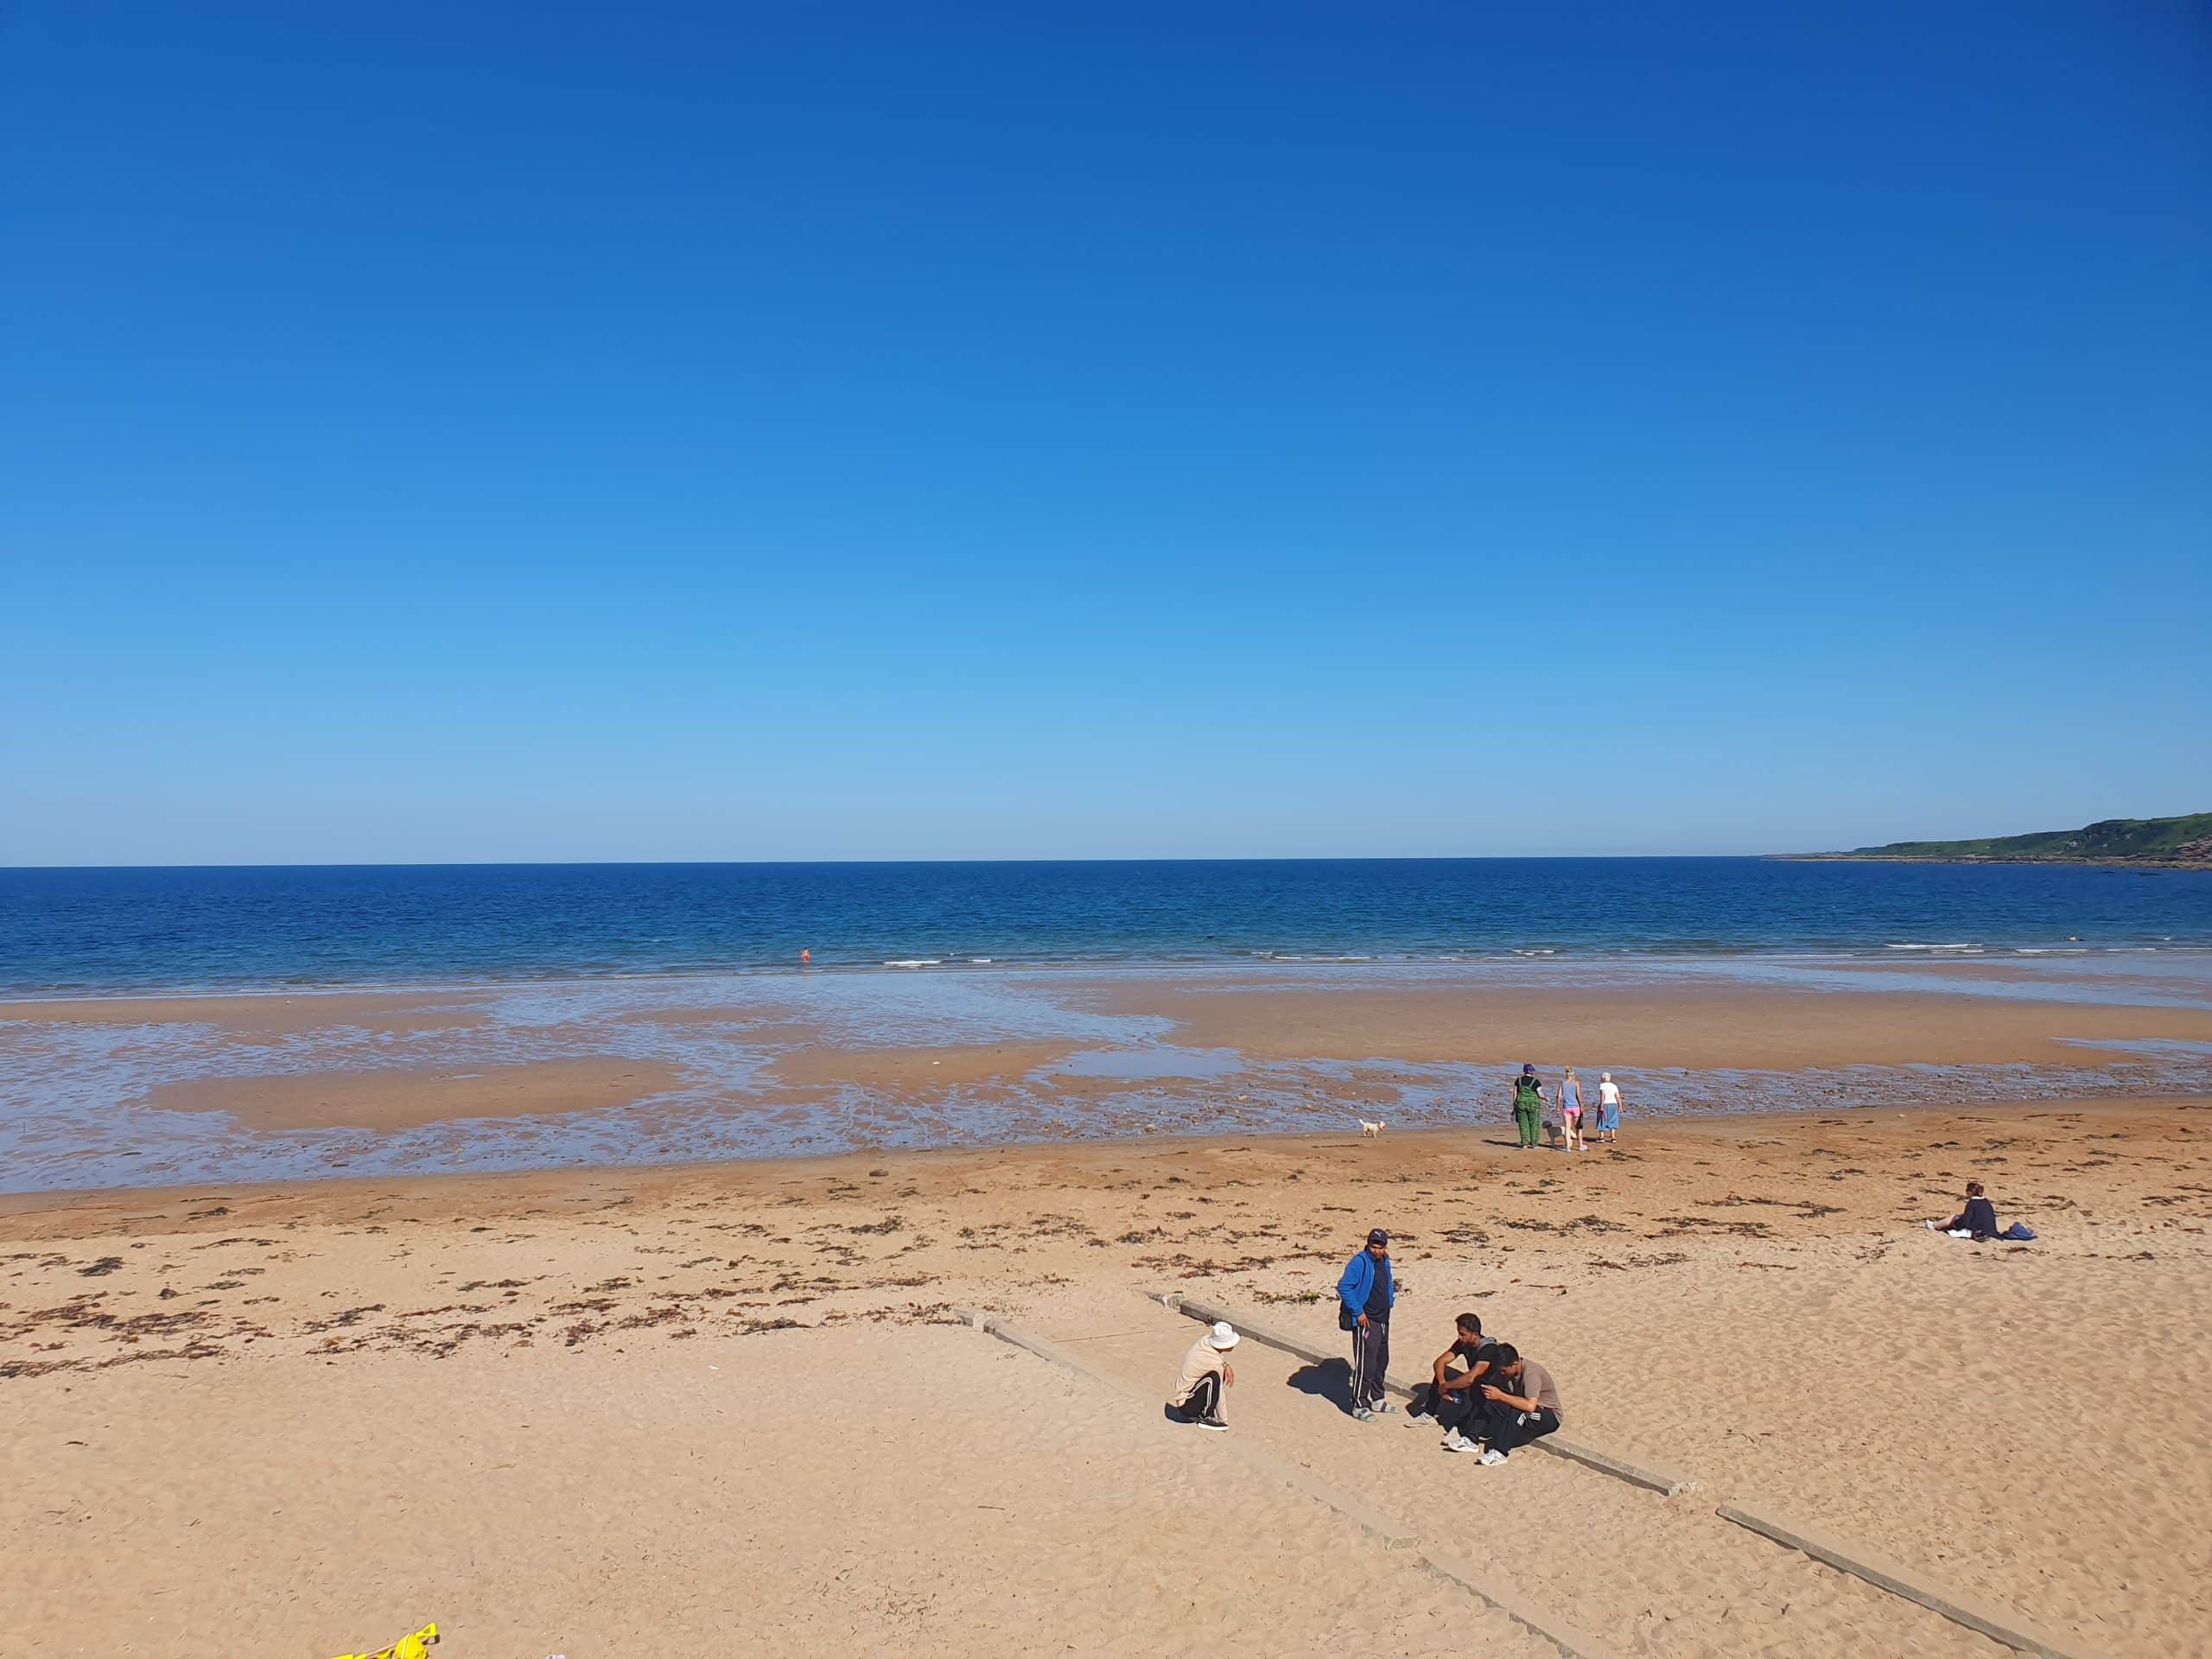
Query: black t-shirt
[
  {"left": 1363, "top": 1257, "right": 1392, "bottom": 1319},
  {"left": 1447, "top": 1338, "right": 1497, "bottom": 1386}
]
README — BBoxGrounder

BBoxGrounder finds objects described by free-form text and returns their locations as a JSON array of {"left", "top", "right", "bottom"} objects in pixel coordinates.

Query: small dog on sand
[{"left": 1358, "top": 1118, "right": 1386, "bottom": 1138}]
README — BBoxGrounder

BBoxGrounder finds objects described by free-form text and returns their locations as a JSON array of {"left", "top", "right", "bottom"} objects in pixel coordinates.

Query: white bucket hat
[{"left": 1205, "top": 1320, "right": 1240, "bottom": 1351}]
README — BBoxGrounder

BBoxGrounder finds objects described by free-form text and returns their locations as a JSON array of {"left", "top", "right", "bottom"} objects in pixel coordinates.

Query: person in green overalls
[{"left": 1511, "top": 1063, "right": 1545, "bottom": 1150}]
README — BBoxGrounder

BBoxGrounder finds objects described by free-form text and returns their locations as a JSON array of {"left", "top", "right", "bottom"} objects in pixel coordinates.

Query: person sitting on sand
[
  {"left": 1512, "top": 1065, "right": 1544, "bottom": 1151},
  {"left": 1414, "top": 1313, "right": 1500, "bottom": 1453},
  {"left": 1931, "top": 1180, "right": 2002, "bottom": 1240},
  {"left": 1470, "top": 1344, "right": 1561, "bottom": 1465},
  {"left": 1170, "top": 1320, "right": 1238, "bottom": 1431}
]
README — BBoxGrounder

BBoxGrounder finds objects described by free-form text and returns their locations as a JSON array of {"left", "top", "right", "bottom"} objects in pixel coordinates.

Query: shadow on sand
[{"left": 1287, "top": 1357, "right": 1357, "bottom": 1412}]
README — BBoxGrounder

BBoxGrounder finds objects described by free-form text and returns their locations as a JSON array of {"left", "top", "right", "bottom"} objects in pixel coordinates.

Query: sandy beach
[
  {"left": 7, "top": 956, "right": 2211, "bottom": 1658},
  {"left": 6, "top": 1096, "right": 2209, "bottom": 1657},
  {"left": 14, "top": 0, "right": 2209, "bottom": 1649}
]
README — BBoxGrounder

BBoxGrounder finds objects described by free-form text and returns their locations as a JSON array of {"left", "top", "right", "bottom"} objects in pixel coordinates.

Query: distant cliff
[{"left": 1786, "top": 813, "right": 2212, "bottom": 868}]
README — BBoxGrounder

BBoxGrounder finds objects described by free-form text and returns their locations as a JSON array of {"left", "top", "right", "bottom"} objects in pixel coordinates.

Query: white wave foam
[{"left": 882, "top": 958, "right": 942, "bottom": 969}]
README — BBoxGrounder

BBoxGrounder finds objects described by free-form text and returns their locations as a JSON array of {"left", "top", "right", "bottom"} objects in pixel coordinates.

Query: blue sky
[{"left": 3, "top": 2, "right": 2207, "bottom": 864}]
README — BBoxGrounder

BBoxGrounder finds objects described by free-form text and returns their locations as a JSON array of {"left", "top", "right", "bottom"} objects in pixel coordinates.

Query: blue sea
[
  {"left": 6, "top": 859, "right": 2212, "bottom": 1192},
  {"left": 4, "top": 857, "right": 2210, "bottom": 995}
]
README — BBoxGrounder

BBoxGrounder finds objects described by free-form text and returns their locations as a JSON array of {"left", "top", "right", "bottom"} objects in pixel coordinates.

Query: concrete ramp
[{"left": 1026, "top": 1298, "right": 2016, "bottom": 1659}]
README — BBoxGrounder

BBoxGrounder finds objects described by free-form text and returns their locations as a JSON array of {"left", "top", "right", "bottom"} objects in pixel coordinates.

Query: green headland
[{"left": 1784, "top": 813, "right": 2212, "bottom": 868}]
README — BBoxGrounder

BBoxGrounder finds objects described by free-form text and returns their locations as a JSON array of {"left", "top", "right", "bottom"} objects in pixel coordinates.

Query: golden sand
[{"left": 5, "top": 1100, "right": 2207, "bottom": 1657}]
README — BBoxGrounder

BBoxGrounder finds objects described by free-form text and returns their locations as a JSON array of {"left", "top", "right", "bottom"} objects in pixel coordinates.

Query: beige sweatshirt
[{"left": 1173, "top": 1333, "right": 1229, "bottom": 1398}]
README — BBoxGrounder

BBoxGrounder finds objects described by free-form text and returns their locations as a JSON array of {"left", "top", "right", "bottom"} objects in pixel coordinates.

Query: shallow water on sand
[{"left": 5, "top": 954, "right": 2212, "bottom": 1192}]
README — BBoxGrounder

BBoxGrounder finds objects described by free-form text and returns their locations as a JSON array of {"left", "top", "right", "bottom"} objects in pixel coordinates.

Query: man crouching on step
[{"left": 1170, "top": 1320, "right": 1239, "bottom": 1430}]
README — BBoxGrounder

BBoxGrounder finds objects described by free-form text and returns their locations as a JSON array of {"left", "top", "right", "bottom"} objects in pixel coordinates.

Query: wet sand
[
  {"left": 146, "top": 1056, "right": 685, "bottom": 1133},
  {"left": 6, "top": 960, "right": 2212, "bottom": 1192},
  {"left": 3, "top": 1100, "right": 2209, "bottom": 1656},
  {"left": 1084, "top": 976, "right": 2212, "bottom": 1067},
  {"left": 1, "top": 988, "right": 502, "bottom": 1036}
]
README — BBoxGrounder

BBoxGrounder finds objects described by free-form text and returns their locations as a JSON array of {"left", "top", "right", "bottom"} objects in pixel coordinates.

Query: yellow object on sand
[{"left": 330, "top": 1623, "right": 437, "bottom": 1659}]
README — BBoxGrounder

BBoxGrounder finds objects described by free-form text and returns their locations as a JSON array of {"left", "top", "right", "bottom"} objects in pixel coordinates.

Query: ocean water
[
  {"left": 5, "top": 861, "right": 2212, "bottom": 1192},
  {"left": 4, "top": 858, "right": 2211, "bottom": 995}
]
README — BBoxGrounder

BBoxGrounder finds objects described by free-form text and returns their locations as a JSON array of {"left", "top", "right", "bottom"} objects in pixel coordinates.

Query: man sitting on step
[
  {"left": 1470, "top": 1344, "right": 1562, "bottom": 1465},
  {"left": 1415, "top": 1312, "right": 1501, "bottom": 1453}
]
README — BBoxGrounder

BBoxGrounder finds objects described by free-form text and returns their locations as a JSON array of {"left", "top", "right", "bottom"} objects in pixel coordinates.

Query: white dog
[{"left": 1358, "top": 1118, "right": 1386, "bottom": 1138}]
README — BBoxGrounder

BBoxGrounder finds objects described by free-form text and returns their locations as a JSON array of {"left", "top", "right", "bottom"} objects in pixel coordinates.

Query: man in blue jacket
[{"left": 1337, "top": 1227, "right": 1396, "bottom": 1421}]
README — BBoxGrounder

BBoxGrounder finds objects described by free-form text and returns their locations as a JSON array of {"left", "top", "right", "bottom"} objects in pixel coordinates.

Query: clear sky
[{"left": 3, "top": 2, "right": 2207, "bottom": 865}]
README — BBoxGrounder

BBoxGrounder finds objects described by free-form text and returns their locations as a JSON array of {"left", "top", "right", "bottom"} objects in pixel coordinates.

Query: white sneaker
[
  {"left": 1479, "top": 1448, "right": 1508, "bottom": 1466},
  {"left": 1443, "top": 1432, "right": 1472, "bottom": 1452}
]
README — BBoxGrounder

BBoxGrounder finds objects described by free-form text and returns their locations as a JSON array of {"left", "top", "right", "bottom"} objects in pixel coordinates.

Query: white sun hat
[{"left": 1206, "top": 1320, "right": 1240, "bottom": 1350}]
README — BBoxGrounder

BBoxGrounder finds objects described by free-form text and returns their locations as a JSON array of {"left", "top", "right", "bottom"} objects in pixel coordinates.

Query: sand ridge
[
  {"left": 145, "top": 1056, "right": 686, "bottom": 1133},
  {"left": 1090, "top": 979, "right": 2212, "bottom": 1068}
]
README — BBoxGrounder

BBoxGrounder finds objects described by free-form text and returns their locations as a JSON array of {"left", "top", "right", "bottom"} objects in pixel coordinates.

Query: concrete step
[{"left": 1042, "top": 1300, "right": 2012, "bottom": 1659}]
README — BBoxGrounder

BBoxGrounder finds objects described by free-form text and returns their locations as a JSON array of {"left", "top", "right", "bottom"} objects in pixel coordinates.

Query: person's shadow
[{"left": 1286, "top": 1357, "right": 1357, "bottom": 1411}]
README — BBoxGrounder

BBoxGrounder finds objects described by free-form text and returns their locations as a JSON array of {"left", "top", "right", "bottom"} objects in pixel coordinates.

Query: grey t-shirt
[{"left": 1514, "top": 1360, "right": 1561, "bottom": 1421}]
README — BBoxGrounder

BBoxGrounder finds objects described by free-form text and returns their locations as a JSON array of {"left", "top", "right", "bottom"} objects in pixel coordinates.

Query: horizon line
[{"left": 0, "top": 852, "right": 1815, "bottom": 873}]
